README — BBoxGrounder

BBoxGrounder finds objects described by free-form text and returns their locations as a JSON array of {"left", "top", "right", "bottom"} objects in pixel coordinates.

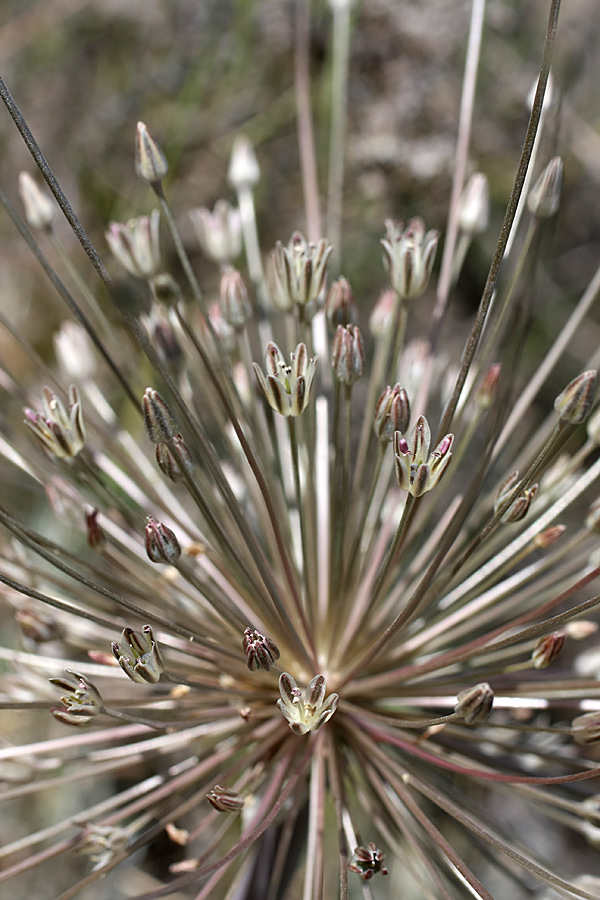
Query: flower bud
[
  {"left": 331, "top": 324, "right": 365, "bottom": 386},
  {"left": 369, "top": 289, "right": 396, "bottom": 337},
  {"left": 135, "top": 121, "right": 168, "bottom": 184},
  {"left": 381, "top": 218, "right": 439, "bottom": 299},
  {"left": 475, "top": 364, "right": 501, "bottom": 409},
  {"left": 189, "top": 200, "right": 242, "bottom": 265},
  {"left": 554, "top": 370, "right": 596, "bottom": 425},
  {"left": 106, "top": 210, "right": 161, "bottom": 280},
  {"left": 242, "top": 627, "right": 280, "bottom": 671},
  {"left": 228, "top": 135, "right": 260, "bottom": 190},
  {"left": 326, "top": 277, "right": 358, "bottom": 332},
  {"left": 458, "top": 172, "right": 490, "bottom": 235},
  {"left": 53, "top": 322, "right": 96, "bottom": 382},
  {"left": 531, "top": 632, "right": 565, "bottom": 669},
  {"left": 86, "top": 507, "right": 106, "bottom": 551},
  {"left": 455, "top": 682, "right": 494, "bottom": 724},
  {"left": 571, "top": 711, "right": 600, "bottom": 745},
  {"left": 142, "top": 388, "right": 179, "bottom": 443},
  {"left": 533, "top": 525, "right": 565, "bottom": 549},
  {"left": 373, "top": 384, "right": 410, "bottom": 443},
  {"left": 145, "top": 516, "right": 181, "bottom": 564},
  {"left": 219, "top": 267, "right": 252, "bottom": 328},
  {"left": 527, "top": 157, "right": 563, "bottom": 220},
  {"left": 18, "top": 171, "right": 55, "bottom": 231},
  {"left": 155, "top": 434, "right": 195, "bottom": 482},
  {"left": 206, "top": 785, "right": 245, "bottom": 812},
  {"left": 150, "top": 273, "right": 182, "bottom": 307},
  {"left": 112, "top": 625, "right": 164, "bottom": 684},
  {"left": 16, "top": 607, "right": 61, "bottom": 644}
]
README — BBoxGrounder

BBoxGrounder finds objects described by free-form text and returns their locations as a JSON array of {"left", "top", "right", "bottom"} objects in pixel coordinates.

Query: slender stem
[
  {"left": 436, "top": 0, "right": 562, "bottom": 442},
  {"left": 368, "top": 492, "right": 415, "bottom": 612},
  {"left": 0, "top": 75, "right": 113, "bottom": 292},
  {"left": 428, "top": 0, "right": 486, "bottom": 351},
  {"left": 326, "top": 0, "right": 352, "bottom": 269},
  {"left": 0, "top": 186, "right": 139, "bottom": 410},
  {"left": 288, "top": 417, "right": 314, "bottom": 612},
  {"left": 294, "top": 0, "right": 322, "bottom": 241}
]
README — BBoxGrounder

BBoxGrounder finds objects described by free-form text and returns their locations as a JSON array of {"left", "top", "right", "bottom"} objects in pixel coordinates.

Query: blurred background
[{"left": 1, "top": 0, "right": 600, "bottom": 346}]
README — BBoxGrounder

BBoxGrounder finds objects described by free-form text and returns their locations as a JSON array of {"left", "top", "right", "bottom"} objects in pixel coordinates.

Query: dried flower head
[{"left": 2, "top": 6, "right": 600, "bottom": 900}]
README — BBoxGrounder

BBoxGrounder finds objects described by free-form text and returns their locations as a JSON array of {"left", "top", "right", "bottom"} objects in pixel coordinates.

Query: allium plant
[{"left": 3, "top": 1, "right": 600, "bottom": 899}]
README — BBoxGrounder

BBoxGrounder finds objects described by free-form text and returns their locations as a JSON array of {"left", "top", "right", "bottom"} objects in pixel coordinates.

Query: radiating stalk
[{"left": 326, "top": 0, "right": 352, "bottom": 271}]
